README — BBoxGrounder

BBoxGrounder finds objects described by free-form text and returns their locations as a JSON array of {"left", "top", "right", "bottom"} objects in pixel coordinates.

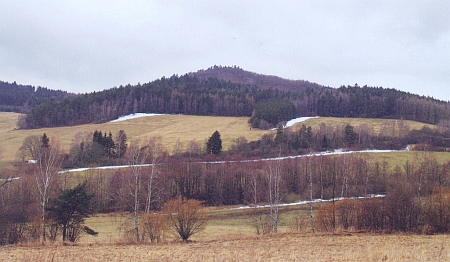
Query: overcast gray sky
[{"left": 1, "top": 1, "right": 449, "bottom": 101}]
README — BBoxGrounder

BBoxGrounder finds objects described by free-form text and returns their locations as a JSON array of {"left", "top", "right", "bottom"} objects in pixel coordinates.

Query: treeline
[
  {"left": 21, "top": 76, "right": 268, "bottom": 128},
  {"left": 313, "top": 85, "right": 450, "bottom": 125},
  {"left": 232, "top": 121, "right": 450, "bottom": 158},
  {"left": 316, "top": 163, "right": 450, "bottom": 234},
  {"left": 21, "top": 78, "right": 450, "bottom": 130},
  {"left": 0, "top": 81, "right": 71, "bottom": 113},
  {"left": 194, "top": 66, "right": 450, "bottom": 126}
]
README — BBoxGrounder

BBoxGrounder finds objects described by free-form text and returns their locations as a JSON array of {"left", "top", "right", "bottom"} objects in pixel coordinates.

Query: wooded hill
[
  {"left": 5, "top": 66, "right": 450, "bottom": 129},
  {"left": 0, "top": 81, "right": 72, "bottom": 113}
]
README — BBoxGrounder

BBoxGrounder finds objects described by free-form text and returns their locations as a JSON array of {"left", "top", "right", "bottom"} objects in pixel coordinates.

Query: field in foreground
[
  {"left": 1, "top": 233, "right": 449, "bottom": 261},
  {"left": 2, "top": 205, "right": 450, "bottom": 261}
]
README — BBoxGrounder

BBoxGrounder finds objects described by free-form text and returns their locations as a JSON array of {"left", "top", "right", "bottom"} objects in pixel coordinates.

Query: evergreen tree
[
  {"left": 321, "top": 135, "right": 329, "bottom": 150},
  {"left": 41, "top": 133, "right": 49, "bottom": 148},
  {"left": 344, "top": 124, "right": 357, "bottom": 147},
  {"left": 274, "top": 124, "right": 284, "bottom": 144},
  {"left": 206, "top": 131, "right": 222, "bottom": 155},
  {"left": 47, "top": 181, "right": 96, "bottom": 242}
]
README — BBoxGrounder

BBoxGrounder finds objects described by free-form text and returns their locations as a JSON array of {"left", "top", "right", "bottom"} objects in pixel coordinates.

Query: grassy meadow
[
  {"left": 0, "top": 112, "right": 272, "bottom": 164},
  {"left": 0, "top": 112, "right": 439, "bottom": 166},
  {"left": 299, "top": 116, "right": 434, "bottom": 134},
  {"left": 1, "top": 206, "right": 450, "bottom": 261},
  {"left": 2, "top": 112, "right": 450, "bottom": 170}
]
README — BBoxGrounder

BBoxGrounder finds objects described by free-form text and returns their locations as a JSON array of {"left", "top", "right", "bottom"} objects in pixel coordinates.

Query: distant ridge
[
  {"left": 15, "top": 65, "right": 450, "bottom": 129},
  {"left": 190, "top": 65, "right": 329, "bottom": 93}
]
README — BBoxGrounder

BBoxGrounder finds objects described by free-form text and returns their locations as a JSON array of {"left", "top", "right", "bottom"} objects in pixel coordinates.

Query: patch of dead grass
[{"left": 2, "top": 233, "right": 449, "bottom": 261}]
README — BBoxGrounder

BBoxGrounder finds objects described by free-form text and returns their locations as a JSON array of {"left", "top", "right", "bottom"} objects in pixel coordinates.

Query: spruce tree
[
  {"left": 206, "top": 131, "right": 222, "bottom": 155},
  {"left": 41, "top": 133, "right": 49, "bottom": 148},
  {"left": 47, "top": 181, "right": 96, "bottom": 242}
]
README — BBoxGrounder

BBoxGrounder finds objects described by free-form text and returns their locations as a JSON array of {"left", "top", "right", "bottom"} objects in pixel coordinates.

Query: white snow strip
[
  {"left": 232, "top": 194, "right": 385, "bottom": 210},
  {"left": 109, "top": 113, "right": 164, "bottom": 123},
  {"left": 284, "top": 116, "right": 319, "bottom": 128},
  {"left": 59, "top": 147, "right": 409, "bottom": 174},
  {"left": 58, "top": 164, "right": 154, "bottom": 174},
  {"left": 0, "top": 177, "right": 20, "bottom": 181}
]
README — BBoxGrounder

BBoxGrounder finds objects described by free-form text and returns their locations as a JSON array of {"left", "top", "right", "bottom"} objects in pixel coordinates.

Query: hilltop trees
[{"left": 19, "top": 71, "right": 450, "bottom": 130}]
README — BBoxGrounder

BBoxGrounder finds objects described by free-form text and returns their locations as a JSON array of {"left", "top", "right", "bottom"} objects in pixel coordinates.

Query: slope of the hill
[
  {"left": 20, "top": 66, "right": 450, "bottom": 129},
  {"left": 0, "top": 112, "right": 271, "bottom": 164}
]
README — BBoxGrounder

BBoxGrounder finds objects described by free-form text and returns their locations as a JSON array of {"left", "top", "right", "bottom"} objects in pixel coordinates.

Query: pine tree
[
  {"left": 47, "top": 181, "right": 96, "bottom": 242},
  {"left": 344, "top": 124, "right": 357, "bottom": 147},
  {"left": 41, "top": 133, "right": 49, "bottom": 148},
  {"left": 206, "top": 131, "right": 222, "bottom": 155}
]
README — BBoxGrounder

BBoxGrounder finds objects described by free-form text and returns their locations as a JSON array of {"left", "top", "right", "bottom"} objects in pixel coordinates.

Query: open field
[
  {"left": 0, "top": 112, "right": 272, "bottom": 164},
  {"left": 352, "top": 151, "right": 450, "bottom": 171},
  {"left": 0, "top": 203, "right": 447, "bottom": 261},
  {"left": 1, "top": 208, "right": 450, "bottom": 261},
  {"left": 2, "top": 112, "right": 449, "bottom": 168},
  {"left": 297, "top": 116, "right": 434, "bottom": 134}
]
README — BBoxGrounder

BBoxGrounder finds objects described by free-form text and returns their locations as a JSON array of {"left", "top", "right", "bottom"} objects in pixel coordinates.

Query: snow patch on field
[
  {"left": 110, "top": 113, "right": 164, "bottom": 123},
  {"left": 284, "top": 116, "right": 319, "bottom": 128},
  {"left": 232, "top": 194, "right": 385, "bottom": 210}
]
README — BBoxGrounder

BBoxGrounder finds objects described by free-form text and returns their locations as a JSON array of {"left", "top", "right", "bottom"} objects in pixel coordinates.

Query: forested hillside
[
  {"left": 191, "top": 65, "right": 327, "bottom": 92},
  {"left": 193, "top": 66, "right": 450, "bottom": 127},
  {"left": 0, "top": 81, "right": 71, "bottom": 113},
  {"left": 18, "top": 66, "right": 450, "bottom": 129},
  {"left": 21, "top": 76, "right": 265, "bottom": 128}
]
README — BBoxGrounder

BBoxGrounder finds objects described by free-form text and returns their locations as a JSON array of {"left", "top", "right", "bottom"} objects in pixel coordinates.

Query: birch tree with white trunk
[{"left": 33, "top": 136, "right": 62, "bottom": 242}]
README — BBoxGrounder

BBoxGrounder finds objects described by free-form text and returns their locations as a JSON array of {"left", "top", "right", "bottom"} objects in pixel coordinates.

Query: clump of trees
[
  {"left": 315, "top": 185, "right": 450, "bottom": 234},
  {"left": 66, "top": 130, "right": 128, "bottom": 167},
  {"left": 250, "top": 98, "right": 296, "bottom": 129},
  {"left": 0, "top": 80, "right": 71, "bottom": 113}
]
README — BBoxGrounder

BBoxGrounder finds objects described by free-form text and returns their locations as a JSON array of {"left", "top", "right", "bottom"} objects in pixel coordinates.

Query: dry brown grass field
[
  {"left": 1, "top": 208, "right": 450, "bottom": 261},
  {"left": 3, "top": 112, "right": 450, "bottom": 171},
  {"left": 298, "top": 116, "right": 434, "bottom": 134},
  {"left": 0, "top": 112, "right": 271, "bottom": 164},
  {"left": 0, "top": 112, "right": 440, "bottom": 165}
]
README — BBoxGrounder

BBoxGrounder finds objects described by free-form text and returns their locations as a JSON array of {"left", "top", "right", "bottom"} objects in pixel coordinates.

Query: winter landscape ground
[{"left": 2, "top": 112, "right": 450, "bottom": 261}]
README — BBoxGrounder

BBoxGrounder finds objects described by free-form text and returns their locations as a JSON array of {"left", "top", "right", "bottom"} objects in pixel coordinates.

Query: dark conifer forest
[
  {"left": 0, "top": 81, "right": 72, "bottom": 113},
  {"left": 2, "top": 66, "right": 450, "bottom": 129}
]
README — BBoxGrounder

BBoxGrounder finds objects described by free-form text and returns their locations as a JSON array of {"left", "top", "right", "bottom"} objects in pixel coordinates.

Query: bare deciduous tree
[
  {"left": 125, "top": 139, "right": 151, "bottom": 242},
  {"left": 33, "top": 136, "right": 63, "bottom": 242},
  {"left": 266, "top": 159, "right": 283, "bottom": 233},
  {"left": 0, "top": 146, "right": 14, "bottom": 189},
  {"left": 162, "top": 197, "right": 207, "bottom": 241},
  {"left": 144, "top": 137, "right": 164, "bottom": 214}
]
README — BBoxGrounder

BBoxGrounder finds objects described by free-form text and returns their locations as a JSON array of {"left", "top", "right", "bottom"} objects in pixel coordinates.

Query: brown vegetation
[{"left": 0, "top": 233, "right": 449, "bottom": 261}]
